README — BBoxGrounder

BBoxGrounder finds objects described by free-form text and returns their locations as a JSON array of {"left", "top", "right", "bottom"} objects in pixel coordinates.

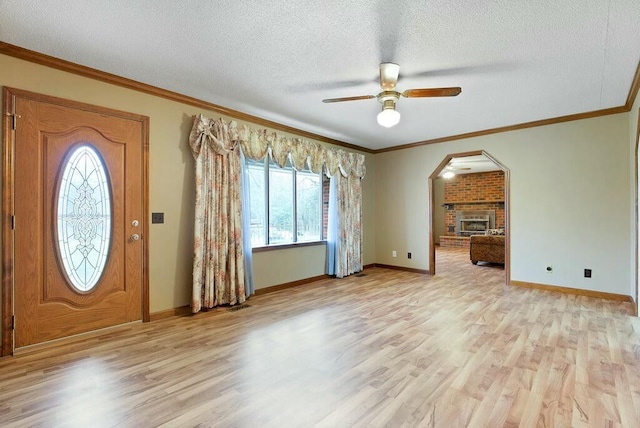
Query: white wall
[
  {"left": 253, "top": 245, "right": 327, "bottom": 289},
  {"left": 630, "top": 91, "right": 640, "bottom": 309},
  {"left": 375, "top": 113, "right": 632, "bottom": 296}
]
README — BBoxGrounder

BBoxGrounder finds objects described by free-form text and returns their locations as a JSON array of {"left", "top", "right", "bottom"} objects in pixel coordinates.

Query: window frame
[{"left": 246, "top": 156, "right": 324, "bottom": 249}]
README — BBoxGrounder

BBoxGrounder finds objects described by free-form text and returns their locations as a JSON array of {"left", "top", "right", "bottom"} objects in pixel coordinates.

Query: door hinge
[
  {"left": 12, "top": 315, "right": 15, "bottom": 330},
  {"left": 11, "top": 215, "right": 15, "bottom": 230}
]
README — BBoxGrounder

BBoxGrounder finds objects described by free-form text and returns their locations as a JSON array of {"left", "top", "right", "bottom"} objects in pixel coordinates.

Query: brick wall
[
  {"left": 443, "top": 171, "right": 505, "bottom": 236},
  {"left": 439, "top": 236, "right": 471, "bottom": 249}
]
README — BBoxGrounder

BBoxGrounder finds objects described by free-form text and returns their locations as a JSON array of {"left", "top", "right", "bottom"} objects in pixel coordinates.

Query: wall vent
[{"left": 228, "top": 304, "right": 251, "bottom": 312}]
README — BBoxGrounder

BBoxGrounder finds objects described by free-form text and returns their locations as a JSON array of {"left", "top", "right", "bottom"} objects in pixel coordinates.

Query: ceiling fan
[
  {"left": 446, "top": 164, "right": 471, "bottom": 172},
  {"left": 441, "top": 161, "right": 471, "bottom": 179},
  {"left": 322, "top": 63, "right": 462, "bottom": 128}
]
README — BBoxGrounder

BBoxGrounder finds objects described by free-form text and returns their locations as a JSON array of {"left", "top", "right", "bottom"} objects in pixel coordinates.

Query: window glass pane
[
  {"left": 57, "top": 145, "right": 111, "bottom": 292},
  {"left": 296, "top": 169, "right": 321, "bottom": 242},
  {"left": 245, "top": 156, "right": 324, "bottom": 247},
  {"left": 246, "top": 158, "right": 266, "bottom": 247},
  {"left": 268, "top": 158, "right": 293, "bottom": 244}
]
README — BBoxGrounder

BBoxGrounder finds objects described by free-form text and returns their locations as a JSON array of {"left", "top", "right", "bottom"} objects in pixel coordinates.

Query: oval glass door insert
[{"left": 56, "top": 145, "right": 112, "bottom": 292}]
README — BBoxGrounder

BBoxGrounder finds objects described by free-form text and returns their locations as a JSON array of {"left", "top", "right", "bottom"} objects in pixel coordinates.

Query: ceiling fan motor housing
[{"left": 377, "top": 91, "right": 400, "bottom": 105}]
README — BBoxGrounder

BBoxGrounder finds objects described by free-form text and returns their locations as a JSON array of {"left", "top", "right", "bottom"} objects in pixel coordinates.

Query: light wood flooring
[{"left": 1, "top": 247, "right": 639, "bottom": 427}]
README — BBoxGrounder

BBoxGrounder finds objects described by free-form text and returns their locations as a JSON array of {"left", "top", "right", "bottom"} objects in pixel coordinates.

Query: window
[
  {"left": 246, "top": 157, "right": 323, "bottom": 247},
  {"left": 56, "top": 145, "right": 112, "bottom": 292}
]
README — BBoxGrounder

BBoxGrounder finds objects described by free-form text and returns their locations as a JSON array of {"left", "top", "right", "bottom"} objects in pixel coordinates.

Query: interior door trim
[{"left": 1, "top": 87, "right": 150, "bottom": 356}]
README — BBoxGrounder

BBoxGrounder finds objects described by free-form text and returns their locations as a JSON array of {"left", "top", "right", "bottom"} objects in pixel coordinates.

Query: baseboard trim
[
  {"left": 254, "top": 274, "right": 331, "bottom": 296},
  {"left": 510, "top": 280, "right": 633, "bottom": 302},
  {"left": 149, "top": 305, "right": 191, "bottom": 321},
  {"left": 372, "top": 264, "right": 430, "bottom": 275},
  {"left": 150, "top": 270, "right": 370, "bottom": 319},
  {"left": 364, "top": 263, "right": 376, "bottom": 269}
]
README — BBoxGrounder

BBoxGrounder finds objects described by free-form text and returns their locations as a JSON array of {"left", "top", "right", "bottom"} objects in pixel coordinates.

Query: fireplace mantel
[{"left": 443, "top": 200, "right": 504, "bottom": 209}]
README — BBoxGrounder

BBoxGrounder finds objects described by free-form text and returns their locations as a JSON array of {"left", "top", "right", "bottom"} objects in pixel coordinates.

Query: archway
[{"left": 428, "top": 150, "right": 510, "bottom": 283}]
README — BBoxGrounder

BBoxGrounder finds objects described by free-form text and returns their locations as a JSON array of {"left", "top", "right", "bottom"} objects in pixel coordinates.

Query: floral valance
[{"left": 189, "top": 114, "right": 366, "bottom": 178}]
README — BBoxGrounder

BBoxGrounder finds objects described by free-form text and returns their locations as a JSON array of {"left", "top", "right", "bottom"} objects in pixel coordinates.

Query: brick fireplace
[
  {"left": 439, "top": 170, "right": 505, "bottom": 248},
  {"left": 456, "top": 210, "right": 496, "bottom": 236}
]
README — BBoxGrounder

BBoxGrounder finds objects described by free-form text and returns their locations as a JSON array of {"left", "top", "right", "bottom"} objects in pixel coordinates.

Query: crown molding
[
  {"left": 2, "top": 41, "right": 638, "bottom": 156},
  {"left": 376, "top": 60, "right": 640, "bottom": 153},
  {"left": 0, "top": 41, "right": 373, "bottom": 154},
  {"left": 625, "top": 60, "right": 640, "bottom": 111},
  {"left": 374, "top": 106, "right": 628, "bottom": 153}
]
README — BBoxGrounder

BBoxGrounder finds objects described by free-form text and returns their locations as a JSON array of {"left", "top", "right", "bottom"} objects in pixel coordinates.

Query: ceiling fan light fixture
[
  {"left": 377, "top": 100, "right": 400, "bottom": 128},
  {"left": 322, "top": 63, "right": 461, "bottom": 128}
]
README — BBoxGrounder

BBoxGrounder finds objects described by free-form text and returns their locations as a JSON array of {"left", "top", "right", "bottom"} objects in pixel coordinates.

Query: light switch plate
[{"left": 152, "top": 212, "right": 164, "bottom": 224}]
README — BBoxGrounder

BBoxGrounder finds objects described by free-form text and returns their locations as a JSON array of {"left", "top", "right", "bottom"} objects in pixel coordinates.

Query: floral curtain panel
[
  {"left": 234, "top": 120, "right": 366, "bottom": 178},
  {"left": 189, "top": 116, "right": 246, "bottom": 313},
  {"left": 189, "top": 114, "right": 366, "bottom": 312},
  {"left": 326, "top": 172, "right": 364, "bottom": 278}
]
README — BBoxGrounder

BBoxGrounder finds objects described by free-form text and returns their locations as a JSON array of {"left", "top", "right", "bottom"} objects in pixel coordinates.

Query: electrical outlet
[
  {"left": 546, "top": 265, "right": 553, "bottom": 273},
  {"left": 408, "top": 252, "right": 412, "bottom": 259},
  {"left": 584, "top": 268, "right": 592, "bottom": 278},
  {"left": 392, "top": 251, "right": 397, "bottom": 257}
]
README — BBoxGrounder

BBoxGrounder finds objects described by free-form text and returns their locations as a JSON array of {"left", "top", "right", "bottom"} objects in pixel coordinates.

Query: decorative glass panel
[{"left": 57, "top": 145, "right": 111, "bottom": 292}]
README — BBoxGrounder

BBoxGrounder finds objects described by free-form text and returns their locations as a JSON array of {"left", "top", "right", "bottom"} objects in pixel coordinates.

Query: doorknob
[{"left": 130, "top": 233, "right": 140, "bottom": 241}]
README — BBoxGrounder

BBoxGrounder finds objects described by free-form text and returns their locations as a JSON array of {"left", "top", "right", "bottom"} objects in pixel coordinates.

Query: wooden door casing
[{"left": 2, "top": 87, "right": 150, "bottom": 354}]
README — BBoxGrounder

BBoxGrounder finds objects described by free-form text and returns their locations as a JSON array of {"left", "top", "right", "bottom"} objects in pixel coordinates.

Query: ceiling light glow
[{"left": 377, "top": 108, "right": 401, "bottom": 128}]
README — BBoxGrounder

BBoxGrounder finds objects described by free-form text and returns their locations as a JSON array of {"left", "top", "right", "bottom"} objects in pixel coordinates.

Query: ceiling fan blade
[
  {"left": 322, "top": 95, "right": 376, "bottom": 103},
  {"left": 380, "top": 63, "right": 400, "bottom": 91},
  {"left": 402, "top": 87, "right": 462, "bottom": 98},
  {"left": 446, "top": 164, "right": 472, "bottom": 171}
]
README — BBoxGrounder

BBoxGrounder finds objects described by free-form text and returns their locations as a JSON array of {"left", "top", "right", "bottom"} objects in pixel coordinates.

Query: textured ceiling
[{"left": 1, "top": 0, "right": 639, "bottom": 150}]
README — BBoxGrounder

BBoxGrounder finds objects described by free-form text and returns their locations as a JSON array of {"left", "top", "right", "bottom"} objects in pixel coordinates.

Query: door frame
[
  {"left": 428, "top": 149, "right": 510, "bottom": 283},
  {"left": 2, "top": 87, "right": 150, "bottom": 356}
]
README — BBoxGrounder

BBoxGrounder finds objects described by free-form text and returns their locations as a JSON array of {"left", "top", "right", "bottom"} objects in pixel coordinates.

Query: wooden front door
[{"left": 3, "top": 88, "right": 149, "bottom": 350}]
